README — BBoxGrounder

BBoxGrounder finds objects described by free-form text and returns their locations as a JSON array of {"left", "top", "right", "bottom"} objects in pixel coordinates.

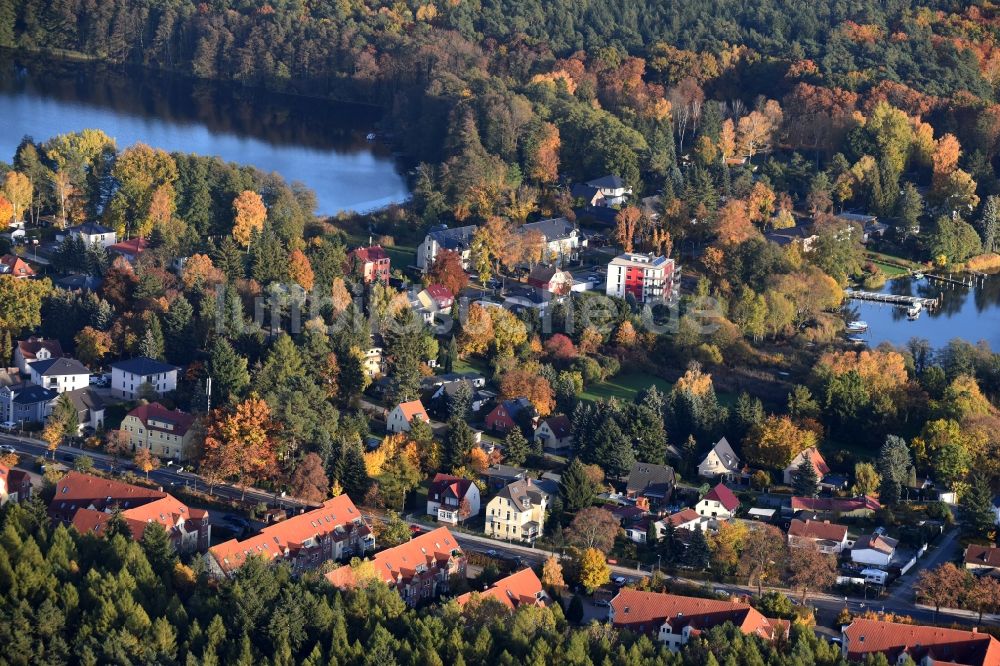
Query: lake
[
  {"left": 845, "top": 273, "right": 1000, "bottom": 351},
  {"left": 0, "top": 52, "right": 409, "bottom": 216}
]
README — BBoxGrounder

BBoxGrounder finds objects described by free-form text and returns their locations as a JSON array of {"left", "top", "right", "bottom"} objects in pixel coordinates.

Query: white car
[
  {"left": 0, "top": 421, "right": 17, "bottom": 433},
  {"left": 0, "top": 444, "right": 16, "bottom": 454}
]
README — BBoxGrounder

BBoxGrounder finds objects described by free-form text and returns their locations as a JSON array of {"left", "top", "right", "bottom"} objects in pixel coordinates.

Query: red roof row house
[
  {"left": 455, "top": 567, "right": 548, "bottom": 611},
  {"left": 842, "top": 618, "right": 1000, "bottom": 666}
]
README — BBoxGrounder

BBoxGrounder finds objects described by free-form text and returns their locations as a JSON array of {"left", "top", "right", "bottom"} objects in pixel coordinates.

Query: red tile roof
[
  {"left": 788, "top": 519, "right": 848, "bottom": 542},
  {"left": 71, "top": 495, "right": 196, "bottom": 541},
  {"left": 610, "top": 589, "right": 781, "bottom": 640},
  {"left": 352, "top": 245, "right": 389, "bottom": 263},
  {"left": 429, "top": 473, "right": 475, "bottom": 503},
  {"left": 109, "top": 238, "right": 149, "bottom": 256},
  {"left": 789, "top": 447, "right": 830, "bottom": 476},
  {"left": 791, "top": 496, "right": 881, "bottom": 513},
  {"left": 965, "top": 545, "right": 1000, "bottom": 569},
  {"left": 365, "top": 526, "right": 462, "bottom": 586},
  {"left": 125, "top": 402, "right": 196, "bottom": 437},
  {"left": 16, "top": 337, "right": 64, "bottom": 361},
  {"left": 843, "top": 618, "right": 1000, "bottom": 666},
  {"left": 425, "top": 284, "right": 455, "bottom": 306},
  {"left": 455, "top": 567, "right": 546, "bottom": 611},
  {"left": 0, "top": 254, "right": 35, "bottom": 277},
  {"left": 854, "top": 534, "right": 898, "bottom": 555},
  {"left": 704, "top": 483, "right": 740, "bottom": 511},
  {"left": 210, "top": 495, "right": 369, "bottom": 575},
  {"left": 395, "top": 399, "right": 429, "bottom": 423},
  {"left": 665, "top": 508, "right": 702, "bottom": 528},
  {"left": 540, "top": 415, "right": 571, "bottom": 438}
]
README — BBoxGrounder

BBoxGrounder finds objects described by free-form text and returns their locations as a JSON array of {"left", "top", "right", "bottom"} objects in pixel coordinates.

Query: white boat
[
  {"left": 846, "top": 320, "right": 868, "bottom": 332},
  {"left": 913, "top": 272, "right": 924, "bottom": 280},
  {"left": 366, "top": 132, "right": 377, "bottom": 141},
  {"left": 906, "top": 303, "right": 922, "bottom": 319},
  {"left": 847, "top": 336, "right": 867, "bottom": 345}
]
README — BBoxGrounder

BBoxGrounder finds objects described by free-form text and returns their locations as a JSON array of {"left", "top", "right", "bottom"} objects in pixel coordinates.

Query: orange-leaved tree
[
  {"left": 202, "top": 394, "right": 279, "bottom": 499},
  {"left": 232, "top": 190, "right": 267, "bottom": 250}
]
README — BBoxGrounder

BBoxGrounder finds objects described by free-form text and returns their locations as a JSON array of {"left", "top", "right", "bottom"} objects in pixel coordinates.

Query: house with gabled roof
[
  {"left": 0, "top": 382, "right": 57, "bottom": 424},
  {"left": 0, "top": 254, "right": 35, "bottom": 278},
  {"left": 209, "top": 495, "right": 372, "bottom": 576},
  {"left": 14, "top": 337, "right": 64, "bottom": 374},
  {"left": 121, "top": 402, "right": 196, "bottom": 459},
  {"left": 68, "top": 221, "right": 116, "bottom": 248},
  {"left": 787, "top": 518, "right": 849, "bottom": 554},
  {"left": 695, "top": 483, "right": 740, "bottom": 521},
  {"left": 851, "top": 533, "right": 899, "bottom": 567},
  {"left": 782, "top": 447, "right": 830, "bottom": 485},
  {"left": 965, "top": 544, "right": 1000, "bottom": 573},
  {"left": 326, "top": 526, "right": 465, "bottom": 606},
  {"left": 485, "top": 397, "right": 533, "bottom": 434},
  {"left": 109, "top": 237, "right": 149, "bottom": 263},
  {"left": 386, "top": 399, "right": 430, "bottom": 433},
  {"left": 654, "top": 508, "right": 704, "bottom": 539},
  {"left": 349, "top": 245, "right": 390, "bottom": 284},
  {"left": 427, "top": 473, "right": 480, "bottom": 524},
  {"left": 0, "top": 465, "right": 31, "bottom": 505},
  {"left": 586, "top": 175, "right": 632, "bottom": 205},
  {"left": 110, "top": 356, "right": 179, "bottom": 399},
  {"left": 28, "top": 357, "right": 90, "bottom": 394},
  {"left": 698, "top": 436, "right": 741, "bottom": 480},
  {"left": 609, "top": 589, "right": 787, "bottom": 652},
  {"left": 790, "top": 495, "right": 880, "bottom": 518},
  {"left": 841, "top": 618, "right": 1000, "bottom": 666},
  {"left": 625, "top": 462, "right": 676, "bottom": 509},
  {"left": 527, "top": 265, "right": 573, "bottom": 295},
  {"left": 533, "top": 414, "right": 573, "bottom": 452},
  {"left": 455, "top": 567, "right": 548, "bottom": 611},
  {"left": 50, "top": 471, "right": 210, "bottom": 552},
  {"left": 485, "top": 478, "right": 548, "bottom": 543}
]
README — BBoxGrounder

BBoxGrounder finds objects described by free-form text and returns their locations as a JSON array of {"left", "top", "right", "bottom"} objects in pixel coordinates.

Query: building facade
[
  {"left": 110, "top": 357, "right": 179, "bottom": 400},
  {"left": 28, "top": 357, "right": 90, "bottom": 394},
  {"left": 485, "top": 478, "right": 548, "bottom": 543},
  {"left": 121, "top": 402, "right": 196, "bottom": 459},
  {"left": 605, "top": 253, "right": 677, "bottom": 304}
]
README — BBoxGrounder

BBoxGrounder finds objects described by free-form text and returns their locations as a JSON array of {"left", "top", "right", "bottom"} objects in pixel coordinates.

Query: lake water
[
  {"left": 0, "top": 52, "right": 409, "bottom": 216},
  {"left": 846, "top": 273, "right": 1000, "bottom": 351}
]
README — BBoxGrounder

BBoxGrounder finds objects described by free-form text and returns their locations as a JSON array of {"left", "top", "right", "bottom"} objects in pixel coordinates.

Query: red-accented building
[
  {"left": 349, "top": 245, "right": 391, "bottom": 284},
  {"left": 605, "top": 253, "right": 677, "bottom": 304},
  {"left": 455, "top": 567, "right": 548, "bottom": 611},
  {"left": 209, "top": 494, "right": 373, "bottom": 576},
  {"left": 0, "top": 465, "right": 31, "bottom": 505},
  {"left": 484, "top": 397, "right": 533, "bottom": 434},
  {"left": 842, "top": 618, "right": 1000, "bottom": 666},
  {"left": 0, "top": 254, "right": 35, "bottom": 279},
  {"left": 49, "top": 471, "right": 210, "bottom": 553}
]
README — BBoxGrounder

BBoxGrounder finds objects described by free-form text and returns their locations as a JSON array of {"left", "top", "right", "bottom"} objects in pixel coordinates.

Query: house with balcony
[
  {"left": 349, "top": 245, "right": 390, "bottom": 284},
  {"left": 427, "top": 473, "right": 480, "bottom": 524},
  {"left": 14, "top": 337, "right": 64, "bottom": 374},
  {"left": 50, "top": 472, "right": 210, "bottom": 553},
  {"left": 110, "top": 357, "right": 179, "bottom": 400},
  {"left": 485, "top": 478, "right": 548, "bottom": 543},
  {"left": 209, "top": 495, "right": 372, "bottom": 576},
  {"left": 28, "top": 357, "right": 90, "bottom": 394}
]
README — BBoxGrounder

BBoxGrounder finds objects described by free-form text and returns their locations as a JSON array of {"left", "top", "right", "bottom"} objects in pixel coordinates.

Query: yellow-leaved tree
[{"left": 232, "top": 190, "right": 267, "bottom": 250}]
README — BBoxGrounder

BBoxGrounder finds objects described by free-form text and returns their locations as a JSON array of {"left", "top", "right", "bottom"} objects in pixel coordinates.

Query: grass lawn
[
  {"left": 383, "top": 243, "right": 417, "bottom": 268},
  {"left": 450, "top": 356, "right": 489, "bottom": 376},
  {"left": 870, "top": 259, "right": 910, "bottom": 277},
  {"left": 580, "top": 371, "right": 674, "bottom": 403}
]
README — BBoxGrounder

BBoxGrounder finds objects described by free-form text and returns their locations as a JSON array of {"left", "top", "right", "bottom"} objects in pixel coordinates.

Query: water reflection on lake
[
  {"left": 846, "top": 274, "right": 1000, "bottom": 351},
  {"left": 0, "top": 52, "right": 409, "bottom": 215}
]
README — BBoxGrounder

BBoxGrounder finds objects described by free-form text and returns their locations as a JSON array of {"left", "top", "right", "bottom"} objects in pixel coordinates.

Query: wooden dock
[{"left": 843, "top": 289, "right": 939, "bottom": 309}]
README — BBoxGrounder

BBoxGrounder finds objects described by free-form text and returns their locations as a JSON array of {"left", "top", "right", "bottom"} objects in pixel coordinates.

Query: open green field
[
  {"left": 579, "top": 371, "right": 673, "bottom": 403},
  {"left": 450, "top": 356, "right": 490, "bottom": 376}
]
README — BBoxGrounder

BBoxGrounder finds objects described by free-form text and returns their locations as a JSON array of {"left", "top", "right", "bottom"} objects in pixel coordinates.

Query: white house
[
  {"left": 586, "top": 175, "right": 632, "bottom": 206},
  {"left": 851, "top": 534, "right": 898, "bottom": 567},
  {"left": 533, "top": 415, "right": 573, "bottom": 452},
  {"left": 653, "top": 508, "right": 704, "bottom": 539},
  {"left": 782, "top": 447, "right": 830, "bottom": 485},
  {"left": 28, "top": 358, "right": 90, "bottom": 394},
  {"left": 426, "top": 473, "right": 481, "bottom": 524},
  {"left": 386, "top": 399, "right": 430, "bottom": 433},
  {"left": 695, "top": 484, "right": 740, "bottom": 521},
  {"left": 787, "top": 519, "right": 849, "bottom": 554},
  {"left": 110, "top": 357, "right": 179, "bottom": 400},
  {"left": 14, "top": 337, "right": 64, "bottom": 374},
  {"left": 68, "top": 222, "right": 117, "bottom": 249},
  {"left": 698, "top": 437, "right": 741, "bottom": 479}
]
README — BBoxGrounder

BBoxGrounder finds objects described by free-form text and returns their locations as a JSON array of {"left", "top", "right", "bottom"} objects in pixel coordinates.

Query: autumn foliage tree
[
  {"left": 288, "top": 452, "right": 329, "bottom": 503},
  {"left": 565, "top": 507, "right": 620, "bottom": 554},
  {"left": 73, "top": 326, "right": 114, "bottom": 366},
  {"left": 614, "top": 206, "right": 643, "bottom": 252},
  {"left": 287, "top": 249, "right": 315, "bottom": 290},
  {"left": 232, "top": 190, "right": 267, "bottom": 250},
  {"left": 499, "top": 369, "right": 554, "bottom": 416},
  {"left": 743, "top": 415, "right": 818, "bottom": 469},
  {"left": 202, "top": 394, "right": 279, "bottom": 500},
  {"left": 428, "top": 249, "right": 469, "bottom": 297}
]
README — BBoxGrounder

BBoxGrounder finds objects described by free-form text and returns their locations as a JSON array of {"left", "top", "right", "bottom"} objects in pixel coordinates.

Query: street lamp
[{"left": 657, "top": 554, "right": 662, "bottom": 572}]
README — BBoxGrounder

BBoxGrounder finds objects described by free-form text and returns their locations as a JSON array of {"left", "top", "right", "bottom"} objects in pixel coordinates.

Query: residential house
[
  {"left": 326, "top": 526, "right": 465, "bottom": 606},
  {"left": 533, "top": 415, "right": 573, "bottom": 452},
  {"left": 417, "top": 218, "right": 584, "bottom": 272},
  {"left": 851, "top": 534, "right": 899, "bottom": 567},
  {"left": 121, "top": 402, "right": 196, "bottom": 459},
  {"left": 108, "top": 237, "right": 149, "bottom": 263},
  {"left": 68, "top": 222, "right": 117, "bottom": 248},
  {"left": 653, "top": 508, "right": 703, "bottom": 539},
  {"left": 348, "top": 245, "right": 390, "bottom": 284},
  {"left": 965, "top": 545, "right": 1000, "bottom": 573},
  {"left": 417, "top": 224, "right": 478, "bottom": 272},
  {"left": 427, "top": 473, "right": 481, "bottom": 524},
  {"left": 485, "top": 478, "right": 548, "bottom": 543},
  {"left": 609, "top": 589, "right": 787, "bottom": 652},
  {"left": 841, "top": 618, "right": 1000, "bottom": 666},
  {"left": 0, "top": 254, "right": 35, "bottom": 278},
  {"left": 0, "top": 465, "right": 31, "bottom": 505},
  {"left": 483, "top": 464, "right": 528, "bottom": 493},
  {"left": 586, "top": 175, "right": 632, "bottom": 206},
  {"left": 209, "top": 495, "right": 372, "bottom": 576},
  {"left": 424, "top": 376, "right": 493, "bottom": 417},
  {"left": 14, "top": 337, "right": 64, "bottom": 374},
  {"left": 63, "top": 387, "right": 105, "bottom": 433},
  {"left": 570, "top": 183, "right": 605, "bottom": 207},
  {"left": 605, "top": 253, "right": 678, "bottom": 304},
  {"left": 28, "top": 357, "right": 90, "bottom": 394},
  {"left": 49, "top": 472, "right": 210, "bottom": 553},
  {"left": 624, "top": 517, "right": 654, "bottom": 544},
  {"left": 625, "top": 462, "right": 676, "bottom": 509},
  {"left": 787, "top": 519, "right": 849, "bottom": 554},
  {"left": 698, "top": 437, "right": 741, "bottom": 480},
  {"left": 361, "top": 343, "right": 385, "bottom": 379},
  {"left": 695, "top": 483, "right": 740, "bottom": 521},
  {"left": 484, "top": 397, "right": 533, "bottom": 434},
  {"left": 110, "top": 357, "right": 179, "bottom": 400},
  {"left": 414, "top": 284, "right": 455, "bottom": 323},
  {"left": 790, "top": 496, "right": 880, "bottom": 519},
  {"left": 0, "top": 382, "right": 57, "bottom": 424},
  {"left": 455, "top": 568, "right": 548, "bottom": 611},
  {"left": 527, "top": 265, "right": 573, "bottom": 295},
  {"left": 386, "top": 399, "right": 430, "bottom": 433},
  {"left": 782, "top": 447, "right": 830, "bottom": 485},
  {"left": 764, "top": 225, "right": 819, "bottom": 252}
]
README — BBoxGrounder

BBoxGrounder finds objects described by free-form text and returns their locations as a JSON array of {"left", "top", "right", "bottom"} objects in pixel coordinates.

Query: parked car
[
  {"left": 0, "top": 444, "right": 16, "bottom": 454},
  {"left": 0, "top": 422, "right": 17, "bottom": 433}
]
